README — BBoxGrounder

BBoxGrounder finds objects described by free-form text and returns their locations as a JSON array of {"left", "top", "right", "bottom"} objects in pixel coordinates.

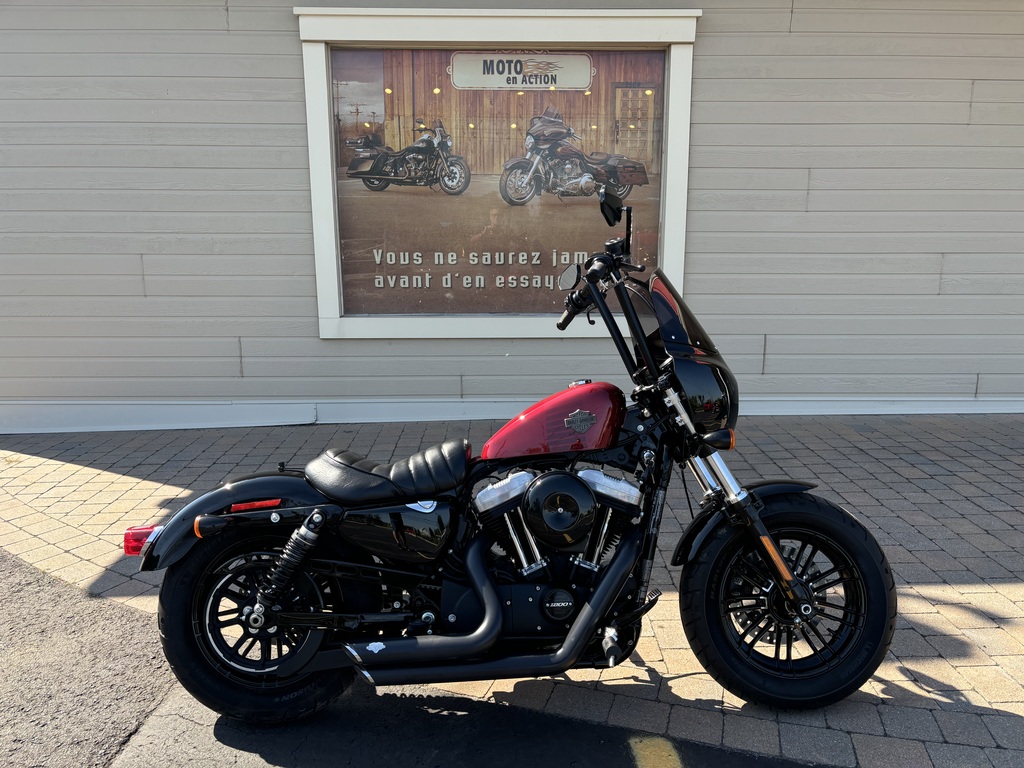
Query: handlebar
[{"left": 556, "top": 288, "right": 593, "bottom": 331}]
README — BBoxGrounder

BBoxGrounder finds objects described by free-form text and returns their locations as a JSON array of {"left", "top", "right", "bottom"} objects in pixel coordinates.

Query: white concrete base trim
[{"left": 2, "top": 396, "right": 1023, "bottom": 434}]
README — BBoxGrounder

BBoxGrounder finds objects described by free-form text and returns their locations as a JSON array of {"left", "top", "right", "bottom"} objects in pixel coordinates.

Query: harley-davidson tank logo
[{"left": 564, "top": 409, "right": 597, "bottom": 434}]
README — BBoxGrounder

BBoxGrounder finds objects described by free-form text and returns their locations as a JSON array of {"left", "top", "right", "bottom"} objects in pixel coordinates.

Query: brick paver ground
[{"left": 1, "top": 413, "right": 1023, "bottom": 767}]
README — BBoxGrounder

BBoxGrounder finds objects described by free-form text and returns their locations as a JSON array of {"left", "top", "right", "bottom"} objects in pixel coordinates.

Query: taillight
[
  {"left": 123, "top": 525, "right": 159, "bottom": 556},
  {"left": 228, "top": 498, "right": 282, "bottom": 513}
]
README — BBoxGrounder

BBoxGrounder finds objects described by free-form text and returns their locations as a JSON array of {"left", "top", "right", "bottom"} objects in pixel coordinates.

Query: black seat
[{"left": 305, "top": 439, "right": 470, "bottom": 505}]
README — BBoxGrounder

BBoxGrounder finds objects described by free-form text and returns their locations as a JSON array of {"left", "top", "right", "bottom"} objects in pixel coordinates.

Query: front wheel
[
  {"left": 679, "top": 493, "right": 896, "bottom": 709},
  {"left": 438, "top": 158, "right": 471, "bottom": 195},
  {"left": 158, "top": 530, "right": 379, "bottom": 724},
  {"left": 499, "top": 165, "right": 539, "bottom": 205}
]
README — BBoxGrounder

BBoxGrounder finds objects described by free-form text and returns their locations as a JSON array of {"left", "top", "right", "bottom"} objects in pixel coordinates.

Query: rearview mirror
[
  {"left": 599, "top": 187, "right": 624, "bottom": 227},
  {"left": 558, "top": 264, "right": 581, "bottom": 291}
]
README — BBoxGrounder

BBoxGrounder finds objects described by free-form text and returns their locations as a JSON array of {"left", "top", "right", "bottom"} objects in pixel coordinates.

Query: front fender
[
  {"left": 669, "top": 480, "right": 816, "bottom": 567},
  {"left": 502, "top": 156, "right": 532, "bottom": 172},
  {"left": 139, "top": 472, "right": 332, "bottom": 572}
]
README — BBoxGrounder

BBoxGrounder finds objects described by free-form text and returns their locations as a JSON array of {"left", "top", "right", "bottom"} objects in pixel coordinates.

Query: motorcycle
[
  {"left": 344, "top": 118, "right": 471, "bottom": 195},
  {"left": 124, "top": 190, "right": 896, "bottom": 724},
  {"left": 499, "top": 106, "right": 649, "bottom": 206}
]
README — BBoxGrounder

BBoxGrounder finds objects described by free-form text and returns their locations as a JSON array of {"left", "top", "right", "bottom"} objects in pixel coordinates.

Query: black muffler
[{"left": 361, "top": 531, "right": 641, "bottom": 686}]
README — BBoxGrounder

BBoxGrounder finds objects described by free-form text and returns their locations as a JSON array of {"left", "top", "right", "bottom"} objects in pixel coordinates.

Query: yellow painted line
[{"left": 628, "top": 736, "right": 683, "bottom": 768}]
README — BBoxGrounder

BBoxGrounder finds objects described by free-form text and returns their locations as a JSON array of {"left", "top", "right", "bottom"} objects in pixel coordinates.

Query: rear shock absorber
[{"left": 256, "top": 508, "right": 329, "bottom": 609}]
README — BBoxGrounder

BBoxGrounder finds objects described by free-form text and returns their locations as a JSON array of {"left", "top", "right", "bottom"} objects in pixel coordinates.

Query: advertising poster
[{"left": 330, "top": 48, "right": 665, "bottom": 315}]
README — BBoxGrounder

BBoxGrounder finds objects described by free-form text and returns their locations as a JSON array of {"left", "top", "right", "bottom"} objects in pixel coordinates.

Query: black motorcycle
[
  {"left": 124, "top": 190, "right": 896, "bottom": 724},
  {"left": 500, "top": 107, "right": 649, "bottom": 206},
  {"left": 345, "top": 118, "right": 471, "bottom": 195}
]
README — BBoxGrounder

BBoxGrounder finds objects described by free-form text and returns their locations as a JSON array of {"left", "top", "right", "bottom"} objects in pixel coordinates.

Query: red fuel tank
[{"left": 480, "top": 381, "right": 626, "bottom": 459}]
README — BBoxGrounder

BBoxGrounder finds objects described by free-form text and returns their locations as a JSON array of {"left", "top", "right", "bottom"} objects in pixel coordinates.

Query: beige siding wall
[{"left": 1, "top": 1, "right": 1022, "bottom": 429}]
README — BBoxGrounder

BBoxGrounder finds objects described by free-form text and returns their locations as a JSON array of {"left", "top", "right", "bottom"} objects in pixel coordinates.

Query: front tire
[
  {"left": 438, "top": 158, "right": 471, "bottom": 195},
  {"left": 679, "top": 493, "right": 896, "bottom": 709},
  {"left": 499, "top": 165, "right": 539, "bottom": 205},
  {"left": 158, "top": 530, "right": 378, "bottom": 724}
]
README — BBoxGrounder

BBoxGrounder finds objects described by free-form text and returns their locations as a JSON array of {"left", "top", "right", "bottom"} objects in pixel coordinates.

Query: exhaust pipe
[
  {"left": 362, "top": 531, "right": 641, "bottom": 686},
  {"left": 343, "top": 535, "right": 501, "bottom": 667}
]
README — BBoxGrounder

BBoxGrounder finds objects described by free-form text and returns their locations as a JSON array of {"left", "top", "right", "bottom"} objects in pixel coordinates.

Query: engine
[
  {"left": 473, "top": 468, "right": 642, "bottom": 576},
  {"left": 552, "top": 160, "right": 596, "bottom": 196}
]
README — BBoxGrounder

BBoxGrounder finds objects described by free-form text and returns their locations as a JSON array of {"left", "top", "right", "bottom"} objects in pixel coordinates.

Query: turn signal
[
  {"left": 123, "top": 525, "right": 158, "bottom": 556},
  {"left": 702, "top": 429, "right": 736, "bottom": 451}
]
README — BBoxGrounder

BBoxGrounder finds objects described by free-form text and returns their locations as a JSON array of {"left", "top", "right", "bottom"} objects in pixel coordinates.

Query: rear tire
[
  {"left": 679, "top": 493, "right": 896, "bottom": 709},
  {"left": 361, "top": 178, "right": 390, "bottom": 191},
  {"left": 158, "top": 530, "right": 378, "bottom": 724}
]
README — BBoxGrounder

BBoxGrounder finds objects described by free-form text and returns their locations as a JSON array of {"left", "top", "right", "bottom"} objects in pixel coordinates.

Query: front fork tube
[{"left": 687, "top": 455, "right": 815, "bottom": 616}]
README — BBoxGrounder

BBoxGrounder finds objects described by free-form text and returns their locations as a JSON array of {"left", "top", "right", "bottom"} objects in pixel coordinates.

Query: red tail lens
[
  {"left": 228, "top": 498, "right": 282, "bottom": 513},
  {"left": 123, "top": 525, "right": 157, "bottom": 556}
]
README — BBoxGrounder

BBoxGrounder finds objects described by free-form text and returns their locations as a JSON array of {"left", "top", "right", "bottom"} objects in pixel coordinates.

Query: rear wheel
[
  {"left": 679, "top": 494, "right": 896, "bottom": 708},
  {"left": 361, "top": 178, "right": 390, "bottom": 191},
  {"left": 158, "top": 530, "right": 379, "bottom": 724},
  {"left": 607, "top": 182, "right": 633, "bottom": 200}
]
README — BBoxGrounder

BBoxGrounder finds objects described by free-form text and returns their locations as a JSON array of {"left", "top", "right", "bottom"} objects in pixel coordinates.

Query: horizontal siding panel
[
  {"left": 811, "top": 169, "right": 1024, "bottom": 190},
  {"left": 462, "top": 375, "right": 634, "bottom": 398},
  {"left": 227, "top": 7, "right": 299, "bottom": 33},
  {"left": 695, "top": 56, "right": 1024, "bottom": 81},
  {"left": 686, "top": 274, "right": 938, "bottom": 295},
  {"left": 691, "top": 101, "right": 969, "bottom": 124},
  {"left": 241, "top": 337, "right": 613, "bottom": 358},
  {"left": 737, "top": 373, "right": 978, "bottom": 395},
  {"left": 940, "top": 276, "right": 1024, "bottom": 295},
  {"left": 0, "top": 276, "right": 144, "bottom": 296},
  {"left": 942, "top": 254, "right": 1024, "bottom": 274},
  {"left": 971, "top": 103, "right": 1024, "bottom": 125},
  {"left": 768, "top": 335, "right": 1024, "bottom": 355},
  {"left": 764, "top": 355, "right": 1024, "bottom": 375},
  {"left": 0, "top": 296, "right": 316, "bottom": 317},
  {"left": 809, "top": 190, "right": 1024, "bottom": 212},
  {"left": 0, "top": 30, "right": 301, "bottom": 55},
  {"left": 4, "top": 168, "right": 311, "bottom": 190},
  {"left": 0, "top": 233, "right": 314, "bottom": 256},
  {"left": 1, "top": 99, "right": 307, "bottom": 124},
  {"left": 695, "top": 31, "right": 1024, "bottom": 57},
  {"left": 689, "top": 191, "right": 807, "bottom": 211},
  {"left": 690, "top": 147, "right": 1024, "bottom": 169},
  {"left": 0, "top": 53, "right": 302, "bottom": 79},
  {"left": 979, "top": 375, "right": 1024, "bottom": 395},
  {"left": 143, "top": 255, "right": 314, "bottom": 277},
  {"left": 688, "top": 169, "right": 810, "bottom": 190},
  {"left": 0, "top": 77, "right": 303, "bottom": 102},
  {"left": 1, "top": 146, "right": 310, "bottom": 169},
  {"left": 0, "top": 191, "right": 311, "bottom": 213},
  {"left": 145, "top": 276, "right": 317, "bottom": 297},
  {"left": 0, "top": 337, "right": 239, "bottom": 357},
  {"left": 692, "top": 78, "right": 970, "bottom": 102},
  {"left": 973, "top": 80, "right": 1024, "bottom": 102},
  {"left": 697, "top": 314, "right": 1024, "bottom": 336},
  {"left": 0, "top": 357, "right": 241, "bottom": 378},
  {"left": 0, "top": 123, "right": 307, "bottom": 146},
  {"left": 791, "top": 9, "right": 1024, "bottom": 36},
  {"left": 0, "top": 377, "right": 463, "bottom": 399},
  {"left": 0, "top": 7, "right": 227, "bottom": 31},
  {"left": 687, "top": 211, "right": 1024, "bottom": 233},
  {"left": 686, "top": 253, "right": 942, "bottom": 275},
  {"left": 241, "top": 356, "right": 624, "bottom": 378},
  {"left": 687, "top": 232, "right": 1024, "bottom": 253},
  {"left": 0, "top": 254, "right": 143, "bottom": 275},
  {"left": 687, "top": 295, "right": 1024, "bottom": 315},
  {"left": 0, "top": 212, "right": 312, "bottom": 235},
  {"left": 691, "top": 124, "right": 1023, "bottom": 147},
  {"left": 688, "top": 9, "right": 793, "bottom": 34},
  {"left": 0, "top": 317, "right": 318, "bottom": 338}
]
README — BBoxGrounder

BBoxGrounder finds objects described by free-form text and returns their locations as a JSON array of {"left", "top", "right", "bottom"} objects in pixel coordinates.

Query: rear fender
[
  {"left": 669, "top": 481, "right": 816, "bottom": 568},
  {"left": 138, "top": 472, "right": 332, "bottom": 572}
]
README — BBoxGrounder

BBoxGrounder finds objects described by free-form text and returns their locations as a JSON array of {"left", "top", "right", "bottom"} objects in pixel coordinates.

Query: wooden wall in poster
[{"left": 377, "top": 50, "right": 665, "bottom": 175}]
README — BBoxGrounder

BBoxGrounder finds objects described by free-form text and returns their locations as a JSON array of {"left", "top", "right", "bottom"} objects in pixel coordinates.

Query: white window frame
[{"left": 295, "top": 7, "right": 701, "bottom": 339}]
